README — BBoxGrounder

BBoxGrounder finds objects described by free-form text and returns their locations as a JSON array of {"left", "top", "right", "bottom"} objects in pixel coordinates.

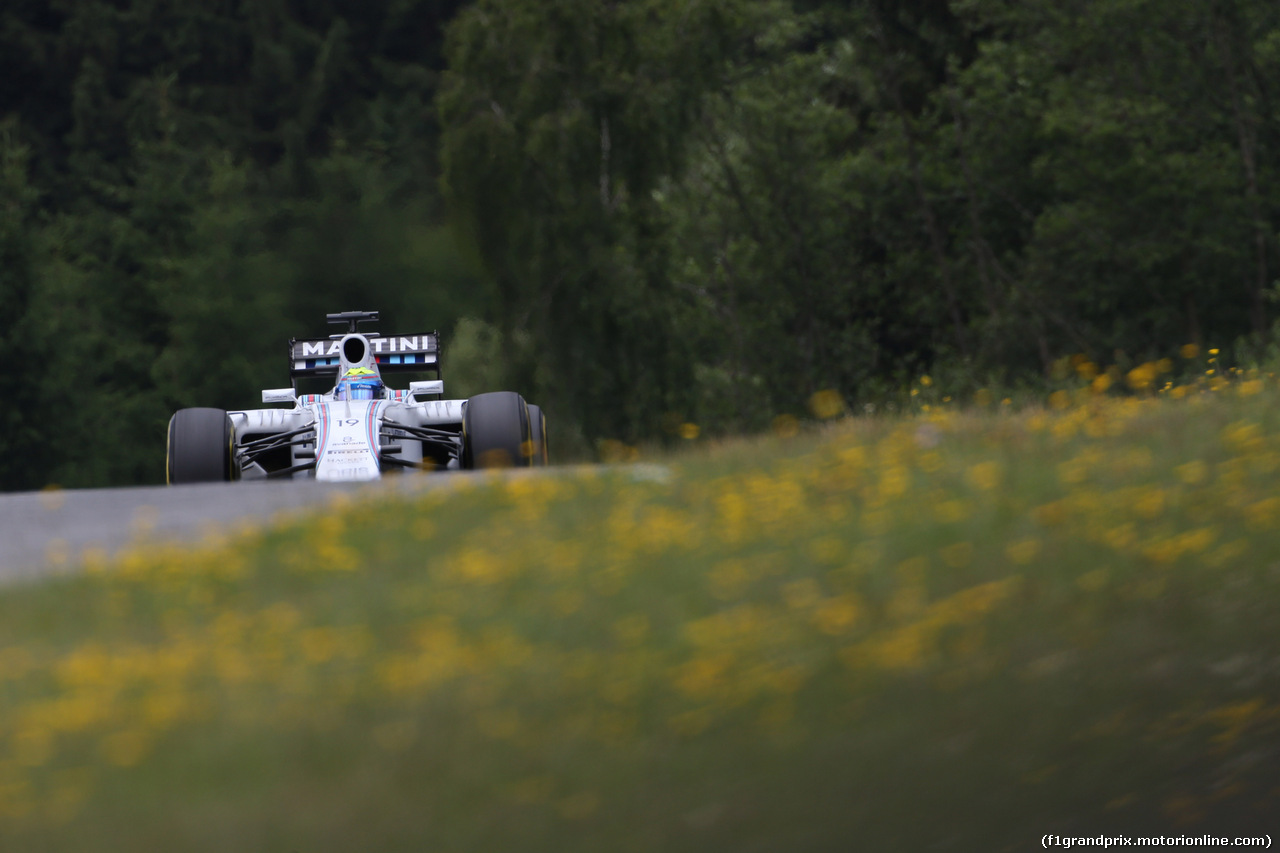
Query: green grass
[{"left": 3, "top": 384, "right": 1280, "bottom": 851}]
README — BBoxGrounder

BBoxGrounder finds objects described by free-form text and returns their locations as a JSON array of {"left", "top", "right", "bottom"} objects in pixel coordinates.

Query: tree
[
  {"left": 440, "top": 0, "right": 752, "bottom": 439},
  {"left": 0, "top": 0, "right": 479, "bottom": 487},
  {"left": 0, "top": 125, "right": 45, "bottom": 490}
]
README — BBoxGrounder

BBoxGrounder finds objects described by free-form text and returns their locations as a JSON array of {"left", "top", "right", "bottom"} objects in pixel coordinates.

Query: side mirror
[
  {"left": 262, "top": 388, "right": 298, "bottom": 404},
  {"left": 409, "top": 379, "right": 444, "bottom": 399}
]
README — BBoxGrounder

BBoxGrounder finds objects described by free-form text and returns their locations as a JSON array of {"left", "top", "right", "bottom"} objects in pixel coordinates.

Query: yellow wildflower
[
  {"left": 966, "top": 461, "right": 1002, "bottom": 491},
  {"left": 1005, "top": 539, "right": 1041, "bottom": 565},
  {"left": 809, "top": 390, "right": 846, "bottom": 419}
]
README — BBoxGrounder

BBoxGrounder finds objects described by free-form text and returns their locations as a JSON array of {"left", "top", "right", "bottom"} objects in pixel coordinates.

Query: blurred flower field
[{"left": 3, "top": 374, "right": 1280, "bottom": 850}]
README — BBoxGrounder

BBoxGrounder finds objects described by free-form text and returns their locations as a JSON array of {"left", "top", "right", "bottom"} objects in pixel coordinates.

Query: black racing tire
[
  {"left": 167, "top": 407, "right": 236, "bottom": 484},
  {"left": 462, "top": 391, "right": 532, "bottom": 469},
  {"left": 526, "top": 404, "right": 549, "bottom": 466}
]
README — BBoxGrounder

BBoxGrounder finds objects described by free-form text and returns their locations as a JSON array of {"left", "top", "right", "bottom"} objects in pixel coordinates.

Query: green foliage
[
  {"left": 0, "top": 0, "right": 477, "bottom": 489},
  {"left": 5, "top": 0, "right": 1280, "bottom": 486},
  {"left": 953, "top": 0, "right": 1280, "bottom": 357},
  {"left": 439, "top": 0, "right": 754, "bottom": 441},
  {"left": 441, "top": 0, "right": 1280, "bottom": 444},
  {"left": 0, "top": 124, "right": 45, "bottom": 490}
]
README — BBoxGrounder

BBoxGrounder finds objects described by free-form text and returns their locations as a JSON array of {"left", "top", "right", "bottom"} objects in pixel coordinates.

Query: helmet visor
[
  {"left": 336, "top": 379, "right": 382, "bottom": 400},
  {"left": 349, "top": 380, "right": 382, "bottom": 400}
]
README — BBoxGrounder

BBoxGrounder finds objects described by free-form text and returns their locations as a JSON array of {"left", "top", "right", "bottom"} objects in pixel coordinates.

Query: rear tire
[
  {"left": 526, "top": 404, "right": 549, "bottom": 466},
  {"left": 167, "top": 408, "right": 235, "bottom": 484},
  {"left": 462, "top": 392, "right": 531, "bottom": 469}
]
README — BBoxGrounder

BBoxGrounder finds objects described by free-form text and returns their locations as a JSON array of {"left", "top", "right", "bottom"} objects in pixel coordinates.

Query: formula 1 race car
[{"left": 165, "top": 311, "right": 548, "bottom": 483}]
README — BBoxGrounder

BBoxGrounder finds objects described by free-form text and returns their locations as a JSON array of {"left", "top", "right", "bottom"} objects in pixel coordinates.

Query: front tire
[
  {"left": 167, "top": 408, "right": 236, "bottom": 484},
  {"left": 526, "top": 404, "right": 549, "bottom": 466},
  {"left": 462, "top": 392, "right": 532, "bottom": 469}
]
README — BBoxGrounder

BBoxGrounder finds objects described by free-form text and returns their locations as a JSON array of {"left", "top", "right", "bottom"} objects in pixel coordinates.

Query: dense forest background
[{"left": 2, "top": 0, "right": 1279, "bottom": 489}]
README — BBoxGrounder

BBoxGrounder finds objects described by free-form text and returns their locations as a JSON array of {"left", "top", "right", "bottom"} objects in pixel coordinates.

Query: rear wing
[{"left": 288, "top": 333, "right": 441, "bottom": 384}]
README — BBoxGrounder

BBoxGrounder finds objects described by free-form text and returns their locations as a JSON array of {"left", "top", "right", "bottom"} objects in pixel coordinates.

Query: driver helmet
[{"left": 335, "top": 367, "right": 384, "bottom": 401}]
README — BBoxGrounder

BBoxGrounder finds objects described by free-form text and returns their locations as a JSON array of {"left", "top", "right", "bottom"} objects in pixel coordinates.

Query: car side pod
[{"left": 167, "top": 408, "right": 238, "bottom": 484}]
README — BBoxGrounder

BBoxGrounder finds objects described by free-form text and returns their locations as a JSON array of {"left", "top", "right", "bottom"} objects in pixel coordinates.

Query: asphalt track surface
[{"left": 0, "top": 475, "right": 462, "bottom": 586}]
